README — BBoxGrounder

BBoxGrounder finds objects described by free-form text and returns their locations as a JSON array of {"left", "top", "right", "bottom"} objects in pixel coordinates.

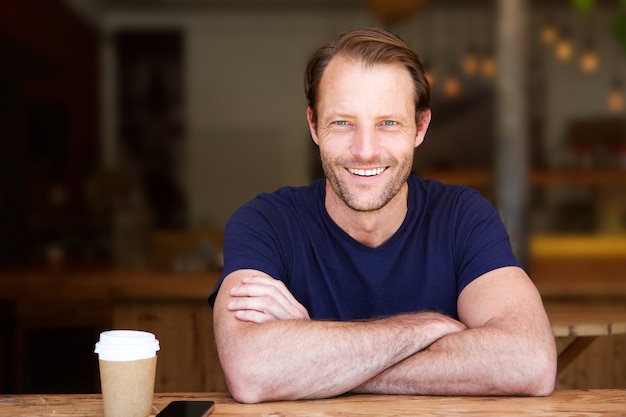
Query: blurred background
[
  {"left": 1, "top": 0, "right": 625, "bottom": 270},
  {"left": 1, "top": 0, "right": 626, "bottom": 395}
]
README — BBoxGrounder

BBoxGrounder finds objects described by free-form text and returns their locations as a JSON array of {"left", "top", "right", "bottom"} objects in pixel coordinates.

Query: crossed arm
[{"left": 212, "top": 266, "right": 557, "bottom": 403}]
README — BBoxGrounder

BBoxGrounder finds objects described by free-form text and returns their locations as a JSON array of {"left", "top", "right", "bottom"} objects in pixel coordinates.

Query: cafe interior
[{"left": 1, "top": 0, "right": 625, "bottom": 397}]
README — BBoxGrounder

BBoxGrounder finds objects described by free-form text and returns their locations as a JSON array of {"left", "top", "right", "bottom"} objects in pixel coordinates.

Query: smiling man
[{"left": 209, "top": 27, "right": 556, "bottom": 404}]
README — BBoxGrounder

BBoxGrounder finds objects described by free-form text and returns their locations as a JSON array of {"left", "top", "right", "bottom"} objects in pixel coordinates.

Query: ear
[
  {"left": 414, "top": 109, "right": 431, "bottom": 148},
  {"left": 307, "top": 107, "right": 320, "bottom": 146}
]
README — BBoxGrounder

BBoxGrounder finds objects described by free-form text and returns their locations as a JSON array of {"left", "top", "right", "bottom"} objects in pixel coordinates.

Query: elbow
[
  {"left": 520, "top": 346, "right": 557, "bottom": 397},
  {"left": 533, "top": 355, "right": 557, "bottom": 397},
  {"left": 228, "top": 382, "right": 266, "bottom": 404},
  {"left": 222, "top": 359, "right": 286, "bottom": 404},
  {"left": 525, "top": 370, "right": 556, "bottom": 397},
  {"left": 223, "top": 364, "right": 268, "bottom": 404},
  {"left": 228, "top": 379, "right": 293, "bottom": 404}
]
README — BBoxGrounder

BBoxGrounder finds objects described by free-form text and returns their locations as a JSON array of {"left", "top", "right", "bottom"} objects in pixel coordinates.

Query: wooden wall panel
[
  {"left": 113, "top": 300, "right": 227, "bottom": 392},
  {"left": 114, "top": 299, "right": 626, "bottom": 393},
  {"left": 557, "top": 334, "right": 626, "bottom": 389}
]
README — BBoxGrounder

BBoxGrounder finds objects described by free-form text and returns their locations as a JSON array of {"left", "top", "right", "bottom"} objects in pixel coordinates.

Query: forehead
[
  {"left": 321, "top": 55, "right": 413, "bottom": 86},
  {"left": 317, "top": 56, "right": 416, "bottom": 113}
]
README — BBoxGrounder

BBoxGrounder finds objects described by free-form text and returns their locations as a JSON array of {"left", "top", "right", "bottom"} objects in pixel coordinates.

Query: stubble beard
[{"left": 320, "top": 153, "right": 414, "bottom": 213}]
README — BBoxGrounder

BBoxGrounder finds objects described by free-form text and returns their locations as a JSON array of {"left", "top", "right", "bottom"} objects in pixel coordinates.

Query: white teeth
[{"left": 349, "top": 167, "right": 385, "bottom": 176}]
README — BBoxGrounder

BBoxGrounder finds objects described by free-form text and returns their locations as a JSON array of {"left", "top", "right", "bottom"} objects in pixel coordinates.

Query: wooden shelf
[
  {"left": 533, "top": 170, "right": 626, "bottom": 186},
  {"left": 0, "top": 270, "right": 221, "bottom": 301},
  {"left": 528, "top": 234, "right": 626, "bottom": 299},
  {"left": 420, "top": 169, "right": 491, "bottom": 187},
  {"left": 420, "top": 169, "right": 626, "bottom": 187},
  {"left": 530, "top": 234, "right": 626, "bottom": 258}
]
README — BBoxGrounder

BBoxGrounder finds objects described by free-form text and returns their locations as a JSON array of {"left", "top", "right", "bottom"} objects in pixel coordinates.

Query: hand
[
  {"left": 421, "top": 312, "right": 468, "bottom": 341},
  {"left": 227, "top": 274, "right": 310, "bottom": 323}
]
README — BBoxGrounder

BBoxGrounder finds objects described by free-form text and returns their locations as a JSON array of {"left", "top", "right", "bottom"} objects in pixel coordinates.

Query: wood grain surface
[{"left": 2, "top": 390, "right": 626, "bottom": 417}]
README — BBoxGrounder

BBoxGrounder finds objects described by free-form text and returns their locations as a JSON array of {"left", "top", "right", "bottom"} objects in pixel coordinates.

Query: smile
[{"left": 347, "top": 167, "right": 386, "bottom": 177}]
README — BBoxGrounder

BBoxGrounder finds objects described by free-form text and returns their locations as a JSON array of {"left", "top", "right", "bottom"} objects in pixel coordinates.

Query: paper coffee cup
[{"left": 95, "top": 330, "right": 160, "bottom": 417}]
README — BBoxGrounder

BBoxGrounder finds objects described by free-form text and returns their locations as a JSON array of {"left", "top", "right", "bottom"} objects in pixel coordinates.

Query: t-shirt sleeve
[
  {"left": 208, "top": 196, "right": 288, "bottom": 307},
  {"left": 452, "top": 188, "right": 521, "bottom": 295}
]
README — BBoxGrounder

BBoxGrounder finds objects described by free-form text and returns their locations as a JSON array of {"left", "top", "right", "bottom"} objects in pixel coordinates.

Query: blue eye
[
  {"left": 383, "top": 120, "right": 397, "bottom": 126},
  {"left": 336, "top": 121, "right": 348, "bottom": 126}
]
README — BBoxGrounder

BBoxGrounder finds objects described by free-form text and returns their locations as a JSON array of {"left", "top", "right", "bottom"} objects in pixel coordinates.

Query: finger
[
  {"left": 230, "top": 280, "right": 308, "bottom": 320},
  {"left": 242, "top": 276, "right": 309, "bottom": 317},
  {"left": 234, "top": 309, "right": 277, "bottom": 324},
  {"left": 242, "top": 275, "right": 294, "bottom": 298},
  {"left": 228, "top": 293, "right": 306, "bottom": 321}
]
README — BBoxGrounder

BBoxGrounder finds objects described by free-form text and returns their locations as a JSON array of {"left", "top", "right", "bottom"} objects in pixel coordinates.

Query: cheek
[
  {"left": 318, "top": 141, "right": 350, "bottom": 166},
  {"left": 379, "top": 132, "right": 418, "bottom": 151},
  {"left": 316, "top": 130, "right": 350, "bottom": 152},
  {"left": 317, "top": 141, "right": 336, "bottom": 159}
]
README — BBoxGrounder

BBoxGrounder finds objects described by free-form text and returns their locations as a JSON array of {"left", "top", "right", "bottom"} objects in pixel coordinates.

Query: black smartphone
[{"left": 155, "top": 400, "right": 215, "bottom": 417}]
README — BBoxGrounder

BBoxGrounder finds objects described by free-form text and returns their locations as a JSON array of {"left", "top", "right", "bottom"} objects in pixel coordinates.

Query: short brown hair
[{"left": 304, "top": 27, "right": 430, "bottom": 126}]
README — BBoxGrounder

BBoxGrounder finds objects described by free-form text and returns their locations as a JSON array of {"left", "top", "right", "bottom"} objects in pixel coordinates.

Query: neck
[{"left": 324, "top": 182, "right": 409, "bottom": 248}]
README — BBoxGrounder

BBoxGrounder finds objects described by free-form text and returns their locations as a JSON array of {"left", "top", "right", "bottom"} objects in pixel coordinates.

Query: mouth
[{"left": 347, "top": 167, "right": 387, "bottom": 177}]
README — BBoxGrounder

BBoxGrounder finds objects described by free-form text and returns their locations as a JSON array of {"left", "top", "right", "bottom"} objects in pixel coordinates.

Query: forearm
[
  {"left": 352, "top": 323, "right": 556, "bottom": 396},
  {"left": 214, "top": 312, "right": 463, "bottom": 403},
  {"left": 352, "top": 267, "right": 558, "bottom": 397}
]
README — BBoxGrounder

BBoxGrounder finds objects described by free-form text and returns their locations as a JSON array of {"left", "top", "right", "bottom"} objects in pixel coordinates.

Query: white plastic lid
[{"left": 95, "top": 330, "right": 160, "bottom": 361}]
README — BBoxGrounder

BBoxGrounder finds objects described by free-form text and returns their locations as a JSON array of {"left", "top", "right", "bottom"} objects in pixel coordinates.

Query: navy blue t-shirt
[{"left": 208, "top": 175, "right": 520, "bottom": 320}]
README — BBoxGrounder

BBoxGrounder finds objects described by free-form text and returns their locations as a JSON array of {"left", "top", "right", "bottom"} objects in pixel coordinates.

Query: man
[{"left": 209, "top": 27, "right": 556, "bottom": 404}]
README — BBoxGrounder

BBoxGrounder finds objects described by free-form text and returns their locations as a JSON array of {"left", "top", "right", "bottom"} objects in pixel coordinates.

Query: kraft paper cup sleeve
[
  {"left": 98, "top": 356, "right": 157, "bottom": 417},
  {"left": 95, "top": 330, "right": 160, "bottom": 417}
]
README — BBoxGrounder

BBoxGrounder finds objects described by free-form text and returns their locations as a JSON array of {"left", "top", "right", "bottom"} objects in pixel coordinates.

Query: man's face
[{"left": 308, "top": 55, "right": 430, "bottom": 213}]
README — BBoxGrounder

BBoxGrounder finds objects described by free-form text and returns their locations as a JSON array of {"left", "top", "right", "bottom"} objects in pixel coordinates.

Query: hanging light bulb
[
  {"left": 540, "top": 16, "right": 558, "bottom": 45},
  {"left": 555, "top": 29, "right": 574, "bottom": 62},
  {"left": 367, "top": 0, "right": 427, "bottom": 25},
  {"left": 462, "top": 44, "right": 479, "bottom": 76},
  {"left": 481, "top": 49, "right": 496, "bottom": 79},
  {"left": 443, "top": 65, "right": 461, "bottom": 100},
  {"left": 608, "top": 77, "right": 624, "bottom": 113},
  {"left": 424, "top": 63, "right": 436, "bottom": 88},
  {"left": 580, "top": 12, "right": 599, "bottom": 74},
  {"left": 580, "top": 44, "right": 599, "bottom": 74},
  {"left": 443, "top": 76, "right": 461, "bottom": 100},
  {"left": 608, "top": 91, "right": 623, "bottom": 113}
]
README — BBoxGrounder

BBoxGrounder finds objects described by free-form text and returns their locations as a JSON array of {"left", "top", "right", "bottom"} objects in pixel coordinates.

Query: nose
[{"left": 350, "top": 126, "right": 381, "bottom": 161}]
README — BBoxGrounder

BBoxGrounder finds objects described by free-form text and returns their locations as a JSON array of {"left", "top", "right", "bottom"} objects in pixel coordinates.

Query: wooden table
[
  {"left": 2, "top": 272, "right": 626, "bottom": 391},
  {"left": 2, "top": 391, "right": 626, "bottom": 416},
  {"left": 545, "top": 302, "right": 626, "bottom": 374}
]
